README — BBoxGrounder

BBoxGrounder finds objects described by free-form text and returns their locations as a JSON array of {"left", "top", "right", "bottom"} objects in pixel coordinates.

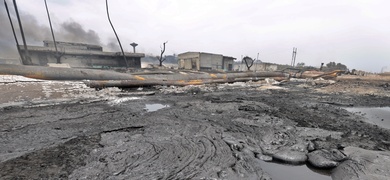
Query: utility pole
[
  {"left": 44, "top": 0, "right": 62, "bottom": 64},
  {"left": 13, "top": 0, "right": 33, "bottom": 65},
  {"left": 291, "top": 47, "right": 297, "bottom": 67},
  {"left": 4, "top": 0, "right": 23, "bottom": 64},
  {"left": 106, "top": 0, "right": 128, "bottom": 68}
]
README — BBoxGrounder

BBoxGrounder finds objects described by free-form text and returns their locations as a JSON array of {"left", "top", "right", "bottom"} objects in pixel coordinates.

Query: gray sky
[{"left": 2, "top": 0, "right": 390, "bottom": 72}]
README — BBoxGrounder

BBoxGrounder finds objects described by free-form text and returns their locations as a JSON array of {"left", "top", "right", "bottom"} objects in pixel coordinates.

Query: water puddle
[
  {"left": 257, "top": 160, "right": 331, "bottom": 180},
  {"left": 345, "top": 107, "right": 390, "bottom": 129},
  {"left": 145, "top": 104, "right": 170, "bottom": 112}
]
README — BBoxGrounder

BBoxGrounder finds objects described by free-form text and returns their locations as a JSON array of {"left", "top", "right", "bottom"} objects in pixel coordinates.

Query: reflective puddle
[
  {"left": 145, "top": 104, "right": 170, "bottom": 112},
  {"left": 257, "top": 160, "right": 331, "bottom": 180},
  {"left": 345, "top": 107, "right": 390, "bottom": 129}
]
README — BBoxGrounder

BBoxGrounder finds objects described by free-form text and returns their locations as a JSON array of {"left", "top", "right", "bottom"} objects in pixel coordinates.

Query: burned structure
[
  {"left": 18, "top": 41, "right": 144, "bottom": 68},
  {"left": 234, "top": 62, "right": 290, "bottom": 72},
  {"left": 178, "top": 52, "right": 235, "bottom": 71}
]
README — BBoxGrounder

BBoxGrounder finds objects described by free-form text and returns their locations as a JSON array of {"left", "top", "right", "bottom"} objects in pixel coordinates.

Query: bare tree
[
  {"left": 158, "top": 41, "right": 168, "bottom": 67},
  {"left": 242, "top": 56, "right": 255, "bottom": 71},
  {"left": 296, "top": 62, "right": 305, "bottom": 67}
]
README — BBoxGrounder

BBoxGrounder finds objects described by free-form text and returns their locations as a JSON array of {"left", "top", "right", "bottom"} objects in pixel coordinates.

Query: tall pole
[
  {"left": 44, "top": 0, "right": 60, "bottom": 64},
  {"left": 105, "top": 0, "right": 128, "bottom": 68},
  {"left": 130, "top": 42, "right": 138, "bottom": 53},
  {"left": 13, "top": 0, "right": 32, "bottom": 65},
  {"left": 4, "top": 0, "right": 23, "bottom": 63},
  {"left": 291, "top": 47, "right": 297, "bottom": 67},
  {"left": 293, "top": 47, "right": 297, "bottom": 67}
]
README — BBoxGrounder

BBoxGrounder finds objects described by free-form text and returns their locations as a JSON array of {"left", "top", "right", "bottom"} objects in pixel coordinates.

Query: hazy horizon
[{"left": 1, "top": 0, "right": 389, "bottom": 72}]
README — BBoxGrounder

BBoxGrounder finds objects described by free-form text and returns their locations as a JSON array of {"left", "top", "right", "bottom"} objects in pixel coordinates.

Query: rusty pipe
[
  {"left": 84, "top": 78, "right": 237, "bottom": 88},
  {"left": 0, "top": 64, "right": 137, "bottom": 80},
  {"left": 137, "top": 71, "right": 287, "bottom": 81},
  {"left": 0, "top": 64, "right": 288, "bottom": 81},
  {"left": 84, "top": 75, "right": 290, "bottom": 88}
]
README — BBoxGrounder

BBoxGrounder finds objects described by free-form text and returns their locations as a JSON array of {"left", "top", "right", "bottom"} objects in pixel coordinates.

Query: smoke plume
[
  {"left": 106, "top": 37, "right": 120, "bottom": 52},
  {"left": 59, "top": 20, "right": 100, "bottom": 45},
  {"left": 0, "top": 2, "right": 101, "bottom": 58},
  {"left": 0, "top": 1, "right": 19, "bottom": 57}
]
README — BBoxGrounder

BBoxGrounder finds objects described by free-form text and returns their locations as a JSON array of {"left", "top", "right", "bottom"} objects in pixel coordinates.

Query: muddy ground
[{"left": 0, "top": 76, "right": 389, "bottom": 180}]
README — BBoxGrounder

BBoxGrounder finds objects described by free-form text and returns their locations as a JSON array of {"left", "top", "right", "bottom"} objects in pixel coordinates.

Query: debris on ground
[{"left": 0, "top": 72, "right": 389, "bottom": 179}]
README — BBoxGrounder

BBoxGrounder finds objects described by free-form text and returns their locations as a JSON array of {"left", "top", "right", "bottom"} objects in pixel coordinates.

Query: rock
[
  {"left": 307, "top": 141, "right": 316, "bottom": 151},
  {"left": 272, "top": 150, "right": 307, "bottom": 164},
  {"left": 256, "top": 154, "right": 273, "bottom": 162},
  {"left": 331, "top": 146, "right": 390, "bottom": 180},
  {"left": 307, "top": 149, "right": 346, "bottom": 168}
]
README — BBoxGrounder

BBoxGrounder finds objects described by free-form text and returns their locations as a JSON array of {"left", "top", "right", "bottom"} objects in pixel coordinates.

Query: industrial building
[
  {"left": 234, "top": 62, "right": 288, "bottom": 72},
  {"left": 0, "top": 58, "right": 20, "bottom": 65},
  {"left": 178, "top": 52, "right": 235, "bottom": 71},
  {"left": 19, "top": 41, "right": 144, "bottom": 68}
]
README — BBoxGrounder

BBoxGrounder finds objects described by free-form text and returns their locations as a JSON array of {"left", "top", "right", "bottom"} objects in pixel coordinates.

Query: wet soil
[{"left": 0, "top": 79, "right": 389, "bottom": 179}]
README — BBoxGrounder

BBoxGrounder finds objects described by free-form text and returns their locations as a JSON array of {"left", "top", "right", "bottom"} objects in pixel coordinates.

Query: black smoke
[
  {"left": 106, "top": 37, "right": 120, "bottom": 51},
  {"left": 0, "top": 1, "right": 102, "bottom": 58},
  {"left": 59, "top": 20, "right": 100, "bottom": 45},
  {"left": 0, "top": 1, "right": 19, "bottom": 57}
]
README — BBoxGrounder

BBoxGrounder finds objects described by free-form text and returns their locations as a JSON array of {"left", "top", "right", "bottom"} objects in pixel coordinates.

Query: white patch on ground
[
  {"left": 108, "top": 97, "right": 142, "bottom": 105},
  {"left": 258, "top": 85, "right": 287, "bottom": 90},
  {"left": 0, "top": 75, "right": 43, "bottom": 83}
]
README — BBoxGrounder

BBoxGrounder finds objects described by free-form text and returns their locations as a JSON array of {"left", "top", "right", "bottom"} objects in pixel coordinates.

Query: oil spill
[
  {"left": 257, "top": 160, "right": 331, "bottom": 180},
  {"left": 345, "top": 107, "right": 390, "bottom": 129}
]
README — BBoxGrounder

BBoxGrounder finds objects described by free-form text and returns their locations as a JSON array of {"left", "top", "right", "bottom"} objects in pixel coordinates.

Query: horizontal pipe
[
  {"left": 84, "top": 76, "right": 291, "bottom": 88},
  {"left": 0, "top": 64, "right": 291, "bottom": 88},
  {"left": 0, "top": 64, "right": 288, "bottom": 81},
  {"left": 0, "top": 64, "right": 136, "bottom": 80},
  {"left": 85, "top": 79, "right": 236, "bottom": 88},
  {"left": 137, "top": 71, "right": 287, "bottom": 81},
  {"left": 337, "top": 75, "right": 390, "bottom": 82}
]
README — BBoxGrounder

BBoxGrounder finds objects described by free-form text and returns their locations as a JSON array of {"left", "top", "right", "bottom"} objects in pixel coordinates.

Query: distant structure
[
  {"left": 382, "top": 66, "right": 390, "bottom": 73},
  {"left": 0, "top": 57, "right": 20, "bottom": 65},
  {"left": 178, "top": 52, "right": 235, "bottom": 71},
  {"left": 18, "top": 41, "right": 145, "bottom": 68},
  {"left": 234, "top": 62, "right": 290, "bottom": 72}
]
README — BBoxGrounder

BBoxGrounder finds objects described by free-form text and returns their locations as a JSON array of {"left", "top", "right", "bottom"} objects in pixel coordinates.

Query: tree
[
  {"left": 296, "top": 62, "right": 305, "bottom": 67},
  {"left": 158, "top": 41, "right": 168, "bottom": 67},
  {"left": 242, "top": 56, "right": 255, "bottom": 71},
  {"left": 326, "top": 62, "right": 336, "bottom": 68},
  {"left": 326, "top": 61, "right": 348, "bottom": 70}
]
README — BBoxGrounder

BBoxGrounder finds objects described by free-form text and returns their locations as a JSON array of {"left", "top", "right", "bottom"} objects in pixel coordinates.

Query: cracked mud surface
[{"left": 0, "top": 79, "right": 389, "bottom": 179}]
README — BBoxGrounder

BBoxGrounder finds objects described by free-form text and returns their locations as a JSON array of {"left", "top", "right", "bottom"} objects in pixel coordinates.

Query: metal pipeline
[
  {"left": 82, "top": 71, "right": 288, "bottom": 88},
  {"left": 0, "top": 64, "right": 289, "bottom": 88},
  {"left": 84, "top": 75, "right": 291, "bottom": 88},
  {"left": 84, "top": 79, "right": 236, "bottom": 88},
  {"left": 0, "top": 64, "right": 137, "bottom": 80},
  {"left": 136, "top": 71, "right": 288, "bottom": 81}
]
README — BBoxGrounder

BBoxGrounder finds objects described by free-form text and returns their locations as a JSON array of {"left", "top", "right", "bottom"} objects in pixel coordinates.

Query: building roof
[
  {"left": 19, "top": 45, "right": 145, "bottom": 58},
  {"left": 178, "top": 51, "right": 236, "bottom": 59},
  {"left": 43, "top": 40, "right": 102, "bottom": 49},
  {"left": 223, "top": 56, "right": 236, "bottom": 60}
]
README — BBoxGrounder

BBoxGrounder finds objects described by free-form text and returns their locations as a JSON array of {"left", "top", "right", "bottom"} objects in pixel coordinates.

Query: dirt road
[{"left": 0, "top": 76, "right": 389, "bottom": 179}]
